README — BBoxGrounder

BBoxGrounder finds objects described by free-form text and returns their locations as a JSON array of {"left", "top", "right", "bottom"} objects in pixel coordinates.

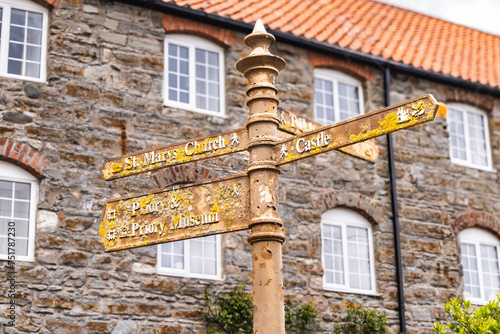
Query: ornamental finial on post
[{"left": 236, "top": 18, "right": 286, "bottom": 80}]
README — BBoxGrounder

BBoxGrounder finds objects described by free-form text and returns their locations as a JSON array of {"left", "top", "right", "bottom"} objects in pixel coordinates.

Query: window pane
[
  {"left": 325, "top": 271, "right": 333, "bottom": 284},
  {"left": 461, "top": 243, "right": 481, "bottom": 298},
  {"left": 8, "top": 43, "right": 23, "bottom": 59},
  {"left": 7, "top": 58, "right": 21, "bottom": 76},
  {"left": 0, "top": 181, "right": 13, "bottom": 198},
  {"left": 179, "top": 76, "right": 188, "bottom": 91},
  {"left": 173, "top": 240, "right": 183, "bottom": 254},
  {"left": 173, "top": 255, "right": 184, "bottom": 269},
  {"left": 168, "top": 73, "right": 177, "bottom": 88},
  {"left": 168, "top": 89, "right": 177, "bottom": 101},
  {"left": 167, "top": 44, "right": 189, "bottom": 104},
  {"left": 448, "top": 109, "right": 467, "bottom": 161},
  {"left": 196, "top": 95, "right": 206, "bottom": 110},
  {"left": 314, "top": 78, "right": 335, "bottom": 124},
  {"left": 191, "top": 257, "right": 203, "bottom": 274},
  {"left": 338, "top": 83, "right": 347, "bottom": 96},
  {"left": 161, "top": 254, "right": 172, "bottom": 268},
  {"left": 347, "top": 226, "right": 371, "bottom": 291},
  {"left": 196, "top": 80, "right": 206, "bottom": 95},
  {"left": 191, "top": 239, "right": 202, "bottom": 257},
  {"left": 179, "top": 92, "right": 189, "bottom": 103},
  {"left": 161, "top": 242, "right": 172, "bottom": 253},
  {"left": 360, "top": 275, "right": 371, "bottom": 290},
  {"left": 208, "top": 68, "right": 218, "bottom": 82},
  {"left": 1, "top": 236, "right": 28, "bottom": 257},
  {"left": 0, "top": 199, "right": 11, "bottom": 216},
  {"left": 204, "top": 259, "right": 216, "bottom": 275},
  {"left": 208, "top": 98, "right": 219, "bottom": 112},
  {"left": 196, "top": 64, "right": 205, "bottom": 79},
  {"left": 28, "top": 12, "right": 43, "bottom": 29},
  {"left": 10, "top": 26, "right": 25, "bottom": 42},
  {"left": 195, "top": 48, "right": 205, "bottom": 62},
  {"left": 0, "top": 237, "right": 6, "bottom": 255},
  {"left": 348, "top": 85, "right": 359, "bottom": 99},
  {"left": 467, "top": 112, "right": 488, "bottom": 167},
  {"left": 168, "top": 57, "right": 177, "bottom": 72},
  {"left": 480, "top": 245, "right": 500, "bottom": 300},
  {"left": 27, "top": 29, "right": 42, "bottom": 45},
  {"left": 11, "top": 9, "right": 26, "bottom": 25},
  {"left": 180, "top": 60, "right": 188, "bottom": 74},
  {"left": 324, "top": 80, "right": 332, "bottom": 92},
  {"left": 208, "top": 52, "right": 218, "bottom": 66},
  {"left": 14, "top": 201, "right": 30, "bottom": 219},
  {"left": 324, "top": 255, "right": 333, "bottom": 270},
  {"left": 13, "top": 219, "right": 30, "bottom": 237},
  {"left": 323, "top": 225, "right": 344, "bottom": 286},
  {"left": 25, "top": 62, "right": 40, "bottom": 78},
  {"left": 14, "top": 183, "right": 30, "bottom": 200},
  {"left": 16, "top": 237, "right": 28, "bottom": 256}
]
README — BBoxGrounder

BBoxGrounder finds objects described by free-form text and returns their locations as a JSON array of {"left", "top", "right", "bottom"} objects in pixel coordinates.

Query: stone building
[{"left": 0, "top": 0, "right": 499, "bottom": 333}]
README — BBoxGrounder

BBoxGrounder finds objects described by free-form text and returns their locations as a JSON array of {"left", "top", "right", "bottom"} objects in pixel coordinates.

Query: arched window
[
  {"left": 0, "top": 0, "right": 48, "bottom": 81},
  {"left": 163, "top": 34, "right": 225, "bottom": 117},
  {"left": 459, "top": 228, "right": 500, "bottom": 304},
  {"left": 157, "top": 235, "right": 222, "bottom": 279},
  {"left": 314, "top": 69, "right": 364, "bottom": 125},
  {"left": 321, "top": 208, "right": 376, "bottom": 294},
  {"left": 447, "top": 104, "right": 492, "bottom": 170},
  {"left": 0, "top": 160, "right": 38, "bottom": 261}
]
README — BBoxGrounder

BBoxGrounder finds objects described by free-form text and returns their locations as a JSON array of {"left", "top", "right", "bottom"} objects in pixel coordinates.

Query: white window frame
[
  {"left": 163, "top": 34, "right": 226, "bottom": 117},
  {"left": 321, "top": 208, "right": 376, "bottom": 295},
  {"left": 0, "top": 0, "right": 48, "bottom": 82},
  {"left": 447, "top": 103, "right": 493, "bottom": 171},
  {"left": 0, "top": 160, "right": 38, "bottom": 262},
  {"left": 459, "top": 228, "right": 500, "bottom": 305},
  {"left": 314, "top": 68, "right": 364, "bottom": 125},
  {"left": 157, "top": 235, "right": 222, "bottom": 280}
]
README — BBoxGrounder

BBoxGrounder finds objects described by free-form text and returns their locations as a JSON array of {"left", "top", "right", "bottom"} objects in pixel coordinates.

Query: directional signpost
[
  {"left": 99, "top": 19, "right": 445, "bottom": 334},
  {"left": 100, "top": 174, "right": 250, "bottom": 252}
]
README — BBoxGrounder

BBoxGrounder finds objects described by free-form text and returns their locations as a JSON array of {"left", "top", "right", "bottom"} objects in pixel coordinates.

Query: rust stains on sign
[
  {"left": 99, "top": 174, "right": 250, "bottom": 252},
  {"left": 101, "top": 128, "right": 248, "bottom": 181},
  {"left": 276, "top": 94, "right": 443, "bottom": 165}
]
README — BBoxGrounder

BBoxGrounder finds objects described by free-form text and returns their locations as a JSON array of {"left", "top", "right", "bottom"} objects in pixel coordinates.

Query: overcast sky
[{"left": 376, "top": 0, "right": 500, "bottom": 36}]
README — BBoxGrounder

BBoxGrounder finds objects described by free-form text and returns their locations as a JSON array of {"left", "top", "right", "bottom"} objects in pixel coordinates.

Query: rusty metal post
[{"left": 236, "top": 20, "right": 286, "bottom": 333}]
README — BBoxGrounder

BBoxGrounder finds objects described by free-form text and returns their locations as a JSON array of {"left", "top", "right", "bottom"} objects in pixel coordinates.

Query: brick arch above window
[
  {"left": 0, "top": 138, "right": 46, "bottom": 177},
  {"left": 445, "top": 87, "right": 494, "bottom": 112},
  {"left": 451, "top": 211, "right": 500, "bottom": 238},
  {"left": 314, "top": 190, "right": 383, "bottom": 225},
  {"left": 307, "top": 51, "right": 374, "bottom": 82},
  {"left": 162, "top": 14, "right": 235, "bottom": 47}
]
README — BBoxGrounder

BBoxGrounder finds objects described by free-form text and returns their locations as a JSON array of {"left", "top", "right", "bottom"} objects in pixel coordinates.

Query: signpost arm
[{"left": 236, "top": 20, "right": 286, "bottom": 333}]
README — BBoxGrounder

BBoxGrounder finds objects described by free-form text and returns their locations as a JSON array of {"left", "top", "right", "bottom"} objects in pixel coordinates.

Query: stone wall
[{"left": 0, "top": 0, "right": 499, "bottom": 333}]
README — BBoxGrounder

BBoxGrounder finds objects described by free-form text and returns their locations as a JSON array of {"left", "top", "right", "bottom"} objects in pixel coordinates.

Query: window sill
[
  {"left": 450, "top": 160, "right": 496, "bottom": 173},
  {"left": 157, "top": 269, "right": 223, "bottom": 281},
  {"left": 322, "top": 285, "right": 380, "bottom": 296},
  {"left": 0, "top": 256, "right": 34, "bottom": 262},
  {"left": 1, "top": 73, "right": 46, "bottom": 83},
  {"left": 163, "top": 101, "right": 227, "bottom": 119}
]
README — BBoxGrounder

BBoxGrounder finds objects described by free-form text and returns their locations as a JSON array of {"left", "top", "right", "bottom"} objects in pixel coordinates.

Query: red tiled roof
[{"left": 167, "top": 0, "right": 500, "bottom": 89}]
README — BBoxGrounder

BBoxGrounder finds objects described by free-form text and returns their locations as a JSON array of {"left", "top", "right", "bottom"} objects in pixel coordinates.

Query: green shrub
[
  {"left": 199, "top": 283, "right": 322, "bottom": 333},
  {"left": 200, "top": 283, "right": 253, "bottom": 334},
  {"left": 285, "top": 300, "right": 322, "bottom": 333},
  {"left": 334, "top": 305, "right": 389, "bottom": 334},
  {"left": 433, "top": 296, "right": 500, "bottom": 334}
]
